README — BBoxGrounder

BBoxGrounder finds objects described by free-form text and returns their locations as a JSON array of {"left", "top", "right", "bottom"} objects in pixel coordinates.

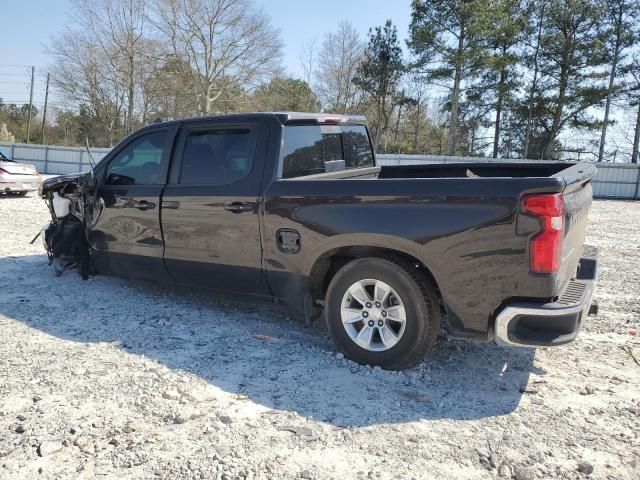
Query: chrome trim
[{"left": 494, "top": 284, "right": 596, "bottom": 348}]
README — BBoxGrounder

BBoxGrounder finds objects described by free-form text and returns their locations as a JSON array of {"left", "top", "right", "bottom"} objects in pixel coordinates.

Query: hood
[{"left": 40, "top": 171, "right": 92, "bottom": 196}]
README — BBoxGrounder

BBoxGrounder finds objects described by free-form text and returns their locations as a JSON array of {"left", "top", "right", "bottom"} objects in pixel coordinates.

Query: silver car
[{"left": 0, "top": 149, "right": 42, "bottom": 196}]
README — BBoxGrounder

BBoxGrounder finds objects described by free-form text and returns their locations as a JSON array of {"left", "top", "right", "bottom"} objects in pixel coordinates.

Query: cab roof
[
  {"left": 272, "top": 112, "right": 367, "bottom": 125},
  {"left": 152, "top": 112, "right": 367, "bottom": 127}
]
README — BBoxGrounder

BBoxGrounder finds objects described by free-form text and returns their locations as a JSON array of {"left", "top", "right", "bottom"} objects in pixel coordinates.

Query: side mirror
[{"left": 106, "top": 173, "right": 135, "bottom": 186}]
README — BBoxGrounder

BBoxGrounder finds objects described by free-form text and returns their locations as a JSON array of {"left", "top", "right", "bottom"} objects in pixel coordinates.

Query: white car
[{"left": 0, "top": 149, "right": 42, "bottom": 196}]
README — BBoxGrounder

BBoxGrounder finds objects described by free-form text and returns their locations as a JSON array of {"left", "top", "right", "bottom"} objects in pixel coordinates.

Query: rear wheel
[{"left": 325, "top": 257, "right": 440, "bottom": 370}]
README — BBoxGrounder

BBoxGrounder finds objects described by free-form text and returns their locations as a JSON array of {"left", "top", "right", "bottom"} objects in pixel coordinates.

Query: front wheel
[{"left": 325, "top": 257, "right": 441, "bottom": 370}]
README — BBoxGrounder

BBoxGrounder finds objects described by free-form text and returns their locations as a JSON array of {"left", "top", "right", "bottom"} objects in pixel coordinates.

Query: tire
[{"left": 325, "top": 257, "right": 441, "bottom": 370}]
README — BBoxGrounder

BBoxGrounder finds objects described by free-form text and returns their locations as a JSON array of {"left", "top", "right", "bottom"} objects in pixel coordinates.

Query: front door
[
  {"left": 161, "top": 120, "right": 267, "bottom": 293},
  {"left": 89, "top": 128, "right": 176, "bottom": 281}
]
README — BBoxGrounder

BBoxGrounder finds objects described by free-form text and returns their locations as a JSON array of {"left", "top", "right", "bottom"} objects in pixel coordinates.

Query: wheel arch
[{"left": 306, "top": 240, "right": 442, "bottom": 306}]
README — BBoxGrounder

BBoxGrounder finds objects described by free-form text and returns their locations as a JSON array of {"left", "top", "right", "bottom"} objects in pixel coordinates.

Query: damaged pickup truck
[{"left": 40, "top": 113, "right": 599, "bottom": 370}]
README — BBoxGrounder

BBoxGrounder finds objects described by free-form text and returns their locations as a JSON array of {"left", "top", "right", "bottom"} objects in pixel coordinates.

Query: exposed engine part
[
  {"left": 40, "top": 171, "right": 95, "bottom": 280},
  {"left": 43, "top": 212, "right": 90, "bottom": 280},
  {"left": 52, "top": 192, "right": 71, "bottom": 218}
]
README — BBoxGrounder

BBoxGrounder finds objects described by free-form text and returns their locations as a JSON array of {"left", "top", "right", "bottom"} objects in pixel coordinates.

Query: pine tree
[
  {"left": 537, "top": 0, "right": 608, "bottom": 159},
  {"left": 522, "top": 0, "right": 548, "bottom": 158},
  {"left": 473, "top": 0, "right": 528, "bottom": 157},
  {"left": 353, "top": 21, "right": 404, "bottom": 150},
  {"left": 628, "top": 56, "right": 640, "bottom": 163},
  {"left": 597, "top": 0, "right": 639, "bottom": 162},
  {"left": 408, "top": 0, "right": 486, "bottom": 155}
]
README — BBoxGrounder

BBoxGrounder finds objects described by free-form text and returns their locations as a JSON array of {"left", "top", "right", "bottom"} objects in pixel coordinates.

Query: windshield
[{"left": 281, "top": 124, "right": 374, "bottom": 179}]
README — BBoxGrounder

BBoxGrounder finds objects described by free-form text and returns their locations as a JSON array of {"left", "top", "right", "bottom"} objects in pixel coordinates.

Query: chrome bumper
[{"left": 494, "top": 246, "right": 599, "bottom": 347}]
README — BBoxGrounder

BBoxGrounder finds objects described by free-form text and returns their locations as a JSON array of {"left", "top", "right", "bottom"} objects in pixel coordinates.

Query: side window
[
  {"left": 106, "top": 131, "right": 167, "bottom": 185},
  {"left": 180, "top": 128, "right": 255, "bottom": 185}
]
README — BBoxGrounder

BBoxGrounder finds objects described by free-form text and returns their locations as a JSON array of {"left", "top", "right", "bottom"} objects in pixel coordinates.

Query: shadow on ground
[
  {"left": 0, "top": 254, "right": 542, "bottom": 427},
  {"left": 0, "top": 193, "right": 31, "bottom": 200}
]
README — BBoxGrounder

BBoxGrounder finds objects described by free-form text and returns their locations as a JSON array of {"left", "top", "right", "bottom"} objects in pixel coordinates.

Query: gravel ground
[{"left": 0, "top": 195, "right": 638, "bottom": 480}]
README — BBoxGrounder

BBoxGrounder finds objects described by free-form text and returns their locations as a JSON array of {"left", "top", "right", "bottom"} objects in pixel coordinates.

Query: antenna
[{"left": 85, "top": 136, "right": 96, "bottom": 169}]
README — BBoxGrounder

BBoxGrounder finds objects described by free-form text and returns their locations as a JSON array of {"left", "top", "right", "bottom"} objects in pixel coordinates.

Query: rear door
[
  {"left": 161, "top": 119, "right": 268, "bottom": 293},
  {"left": 89, "top": 127, "right": 176, "bottom": 281}
]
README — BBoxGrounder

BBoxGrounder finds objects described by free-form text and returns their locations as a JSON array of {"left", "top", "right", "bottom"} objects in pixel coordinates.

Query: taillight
[{"left": 521, "top": 193, "right": 564, "bottom": 274}]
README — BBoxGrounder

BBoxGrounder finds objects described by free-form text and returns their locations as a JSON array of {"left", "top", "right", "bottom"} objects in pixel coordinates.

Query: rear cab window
[{"left": 281, "top": 125, "right": 374, "bottom": 179}]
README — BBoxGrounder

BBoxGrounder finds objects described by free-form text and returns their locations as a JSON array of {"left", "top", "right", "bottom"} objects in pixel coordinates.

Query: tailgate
[{"left": 555, "top": 163, "right": 596, "bottom": 288}]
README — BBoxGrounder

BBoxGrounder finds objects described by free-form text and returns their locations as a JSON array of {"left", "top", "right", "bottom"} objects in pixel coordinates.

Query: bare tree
[
  {"left": 154, "top": 0, "right": 283, "bottom": 115},
  {"left": 299, "top": 38, "right": 318, "bottom": 87},
  {"left": 314, "top": 21, "right": 364, "bottom": 113},
  {"left": 48, "top": 30, "right": 126, "bottom": 146},
  {"left": 139, "top": 54, "right": 200, "bottom": 121},
  {"left": 70, "top": 0, "right": 152, "bottom": 135}
]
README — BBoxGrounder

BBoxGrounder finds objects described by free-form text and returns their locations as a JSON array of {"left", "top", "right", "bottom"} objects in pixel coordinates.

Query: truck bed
[
  {"left": 266, "top": 161, "right": 596, "bottom": 337},
  {"left": 292, "top": 161, "right": 593, "bottom": 181}
]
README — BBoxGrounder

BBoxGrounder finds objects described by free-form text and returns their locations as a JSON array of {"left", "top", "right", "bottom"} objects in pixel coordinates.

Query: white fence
[
  {"left": 1, "top": 143, "right": 638, "bottom": 199},
  {"left": 0, "top": 142, "right": 111, "bottom": 176},
  {"left": 377, "top": 154, "right": 640, "bottom": 200}
]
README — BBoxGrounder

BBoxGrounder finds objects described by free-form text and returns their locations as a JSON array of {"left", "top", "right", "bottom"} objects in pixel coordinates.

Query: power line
[{"left": 0, "top": 101, "right": 48, "bottom": 105}]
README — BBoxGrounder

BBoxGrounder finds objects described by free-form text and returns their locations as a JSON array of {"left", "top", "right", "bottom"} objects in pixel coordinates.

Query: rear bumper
[
  {"left": 0, "top": 174, "right": 41, "bottom": 192},
  {"left": 494, "top": 245, "right": 598, "bottom": 347}
]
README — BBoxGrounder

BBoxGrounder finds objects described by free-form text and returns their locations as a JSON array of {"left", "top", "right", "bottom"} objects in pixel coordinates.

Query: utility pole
[
  {"left": 40, "top": 73, "right": 50, "bottom": 144},
  {"left": 26, "top": 66, "right": 35, "bottom": 144}
]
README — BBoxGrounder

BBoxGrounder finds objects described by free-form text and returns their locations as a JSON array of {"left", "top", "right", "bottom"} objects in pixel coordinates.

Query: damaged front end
[{"left": 40, "top": 173, "right": 94, "bottom": 279}]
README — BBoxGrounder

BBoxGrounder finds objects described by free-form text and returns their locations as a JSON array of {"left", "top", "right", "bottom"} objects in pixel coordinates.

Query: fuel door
[{"left": 276, "top": 229, "right": 301, "bottom": 254}]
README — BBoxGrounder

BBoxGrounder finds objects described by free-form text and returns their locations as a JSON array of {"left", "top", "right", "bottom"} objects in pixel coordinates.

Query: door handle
[
  {"left": 224, "top": 202, "right": 255, "bottom": 213},
  {"left": 161, "top": 201, "right": 180, "bottom": 209},
  {"left": 115, "top": 196, "right": 156, "bottom": 210},
  {"left": 133, "top": 200, "right": 156, "bottom": 211}
]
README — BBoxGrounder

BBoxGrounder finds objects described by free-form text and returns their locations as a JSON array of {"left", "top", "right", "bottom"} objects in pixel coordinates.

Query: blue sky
[{"left": 0, "top": 0, "right": 412, "bottom": 108}]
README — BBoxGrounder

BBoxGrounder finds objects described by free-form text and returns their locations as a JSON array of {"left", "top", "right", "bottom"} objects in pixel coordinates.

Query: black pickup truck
[{"left": 40, "top": 113, "right": 598, "bottom": 370}]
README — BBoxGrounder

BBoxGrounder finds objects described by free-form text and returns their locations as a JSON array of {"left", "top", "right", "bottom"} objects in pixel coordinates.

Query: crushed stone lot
[{"left": 0, "top": 195, "right": 639, "bottom": 480}]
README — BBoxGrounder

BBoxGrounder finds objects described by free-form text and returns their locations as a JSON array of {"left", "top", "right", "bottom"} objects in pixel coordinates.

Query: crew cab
[{"left": 40, "top": 113, "right": 599, "bottom": 370}]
